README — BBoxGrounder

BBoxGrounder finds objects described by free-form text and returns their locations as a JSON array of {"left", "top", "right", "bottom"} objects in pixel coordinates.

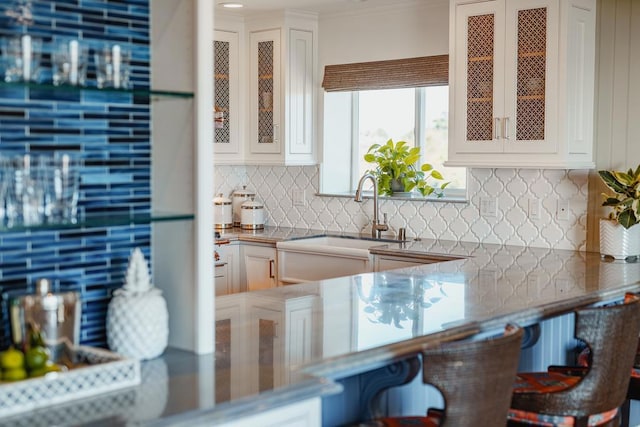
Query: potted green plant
[
  {"left": 364, "top": 139, "right": 448, "bottom": 197},
  {"left": 598, "top": 165, "right": 640, "bottom": 259}
]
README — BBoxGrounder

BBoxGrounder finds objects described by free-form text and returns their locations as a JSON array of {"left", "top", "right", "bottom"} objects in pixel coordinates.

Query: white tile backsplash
[{"left": 215, "top": 165, "right": 589, "bottom": 251}]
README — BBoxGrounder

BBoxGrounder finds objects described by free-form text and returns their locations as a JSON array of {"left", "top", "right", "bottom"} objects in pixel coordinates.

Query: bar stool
[
  {"left": 357, "top": 324, "right": 524, "bottom": 427},
  {"left": 507, "top": 294, "right": 640, "bottom": 427}
]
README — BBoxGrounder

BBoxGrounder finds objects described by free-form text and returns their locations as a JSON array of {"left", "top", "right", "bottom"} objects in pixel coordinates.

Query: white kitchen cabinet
[
  {"left": 245, "top": 11, "right": 317, "bottom": 165},
  {"left": 216, "top": 292, "right": 320, "bottom": 397},
  {"left": 213, "top": 29, "right": 242, "bottom": 163},
  {"left": 215, "top": 242, "right": 241, "bottom": 296},
  {"left": 215, "top": 294, "right": 248, "bottom": 399},
  {"left": 446, "top": 0, "right": 596, "bottom": 169},
  {"left": 241, "top": 243, "right": 278, "bottom": 291},
  {"left": 215, "top": 261, "right": 230, "bottom": 296}
]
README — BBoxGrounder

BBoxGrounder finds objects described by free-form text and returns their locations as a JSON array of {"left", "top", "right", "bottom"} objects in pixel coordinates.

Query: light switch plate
[
  {"left": 480, "top": 197, "right": 497, "bottom": 218},
  {"left": 528, "top": 198, "right": 541, "bottom": 220},
  {"left": 293, "top": 189, "right": 306, "bottom": 206}
]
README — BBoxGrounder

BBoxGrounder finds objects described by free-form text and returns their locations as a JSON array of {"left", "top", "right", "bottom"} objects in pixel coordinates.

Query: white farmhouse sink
[
  {"left": 276, "top": 236, "right": 388, "bottom": 284},
  {"left": 276, "top": 236, "right": 387, "bottom": 259}
]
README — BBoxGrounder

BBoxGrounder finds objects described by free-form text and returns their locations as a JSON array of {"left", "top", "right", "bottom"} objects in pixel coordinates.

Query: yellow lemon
[
  {"left": 3, "top": 368, "right": 27, "bottom": 381},
  {"left": 0, "top": 347, "right": 24, "bottom": 370}
]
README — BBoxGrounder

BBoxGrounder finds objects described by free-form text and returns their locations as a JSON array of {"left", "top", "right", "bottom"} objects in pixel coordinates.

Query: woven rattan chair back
[
  {"left": 422, "top": 324, "right": 524, "bottom": 426},
  {"left": 511, "top": 295, "right": 640, "bottom": 419}
]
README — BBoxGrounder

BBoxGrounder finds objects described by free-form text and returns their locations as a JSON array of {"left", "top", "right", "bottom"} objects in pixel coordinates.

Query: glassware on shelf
[
  {"left": 0, "top": 34, "right": 42, "bottom": 82},
  {"left": 0, "top": 153, "right": 81, "bottom": 227},
  {"left": 42, "top": 153, "right": 80, "bottom": 224},
  {"left": 94, "top": 44, "right": 131, "bottom": 89},
  {"left": 52, "top": 39, "right": 89, "bottom": 86}
]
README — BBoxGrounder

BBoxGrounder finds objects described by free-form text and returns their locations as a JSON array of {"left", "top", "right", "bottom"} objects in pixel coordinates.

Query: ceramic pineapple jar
[{"left": 107, "top": 248, "right": 168, "bottom": 360}]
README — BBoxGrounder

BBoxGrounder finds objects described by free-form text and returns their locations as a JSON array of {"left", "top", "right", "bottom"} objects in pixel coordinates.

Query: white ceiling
[{"left": 215, "top": 0, "right": 425, "bottom": 16}]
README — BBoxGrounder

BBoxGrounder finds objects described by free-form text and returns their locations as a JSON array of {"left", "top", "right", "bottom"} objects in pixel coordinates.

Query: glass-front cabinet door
[
  {"left": 250, "top": 29, "right": 281, "bottom": 155},
  {"left": 503, "top": 0, "right": 558, "bottom": 154},
  {"left": 213, "top": 30, "right": 241, "bottom": 162},
  {"left": 452, "top": 0, "right": 505, "bottom": 153},
  {"left": 451, "top": 0, "right": 557, "bottom": 155}
]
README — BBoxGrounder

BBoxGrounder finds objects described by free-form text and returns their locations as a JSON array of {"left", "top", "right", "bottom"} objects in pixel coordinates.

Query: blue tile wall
[{"left": 0, "top": 0, "right": 151, "bottom": 348}]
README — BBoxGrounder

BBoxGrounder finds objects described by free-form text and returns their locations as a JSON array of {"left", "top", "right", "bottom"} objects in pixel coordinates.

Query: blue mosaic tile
[{"left": 0, "top": 0, "right": 151, "bottom": 349}]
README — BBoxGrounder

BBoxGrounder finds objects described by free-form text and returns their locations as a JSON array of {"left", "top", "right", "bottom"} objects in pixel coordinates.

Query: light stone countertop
[
  {"left": 200, "top": 227, "right": 640, "bottom": 424},
  {"left": 8, "top": 228, "right": 637, "bottom": 426}
]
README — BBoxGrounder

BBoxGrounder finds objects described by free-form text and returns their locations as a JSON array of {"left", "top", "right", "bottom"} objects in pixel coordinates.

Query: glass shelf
[
  {"left": 0, "top": 211, "right": 194, "bottom": 234},
  {"left": 0, "top": 81, "right": 194, "bottom": 100}
]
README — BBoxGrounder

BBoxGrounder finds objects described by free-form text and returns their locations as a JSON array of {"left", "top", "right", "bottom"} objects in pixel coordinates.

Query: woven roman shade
[{"left": 322, "top": 55, "right": 448, "bottom": 92}]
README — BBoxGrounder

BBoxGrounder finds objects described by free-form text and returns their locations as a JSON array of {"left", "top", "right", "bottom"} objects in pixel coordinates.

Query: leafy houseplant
[
  {"left": 364, "top": 139, "right": 448, "bottom": 197},
  {"left": 598, "top": 165, "right": 640, "bottom": 259},
  {"left": 598, "top": 166, "right": 640, "bottom": 228}
]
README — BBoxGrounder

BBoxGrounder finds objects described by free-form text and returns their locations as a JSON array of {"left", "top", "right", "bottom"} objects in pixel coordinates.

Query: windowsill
[{"left": 315, "top": 191, "right": 469, "bottom": 203}]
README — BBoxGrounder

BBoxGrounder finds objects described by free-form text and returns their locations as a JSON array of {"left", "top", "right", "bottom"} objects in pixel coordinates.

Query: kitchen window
[{"left": 320, "top": 55, "right": 466, "bottom": 199}]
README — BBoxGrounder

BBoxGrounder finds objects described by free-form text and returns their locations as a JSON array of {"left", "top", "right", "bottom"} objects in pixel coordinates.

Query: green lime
[
  {"left": 0, "top": 347, "right": 25, "bottom": 370},
  {"left": 3, "top": 368, "right": 27, "bottom": 381},
  {"left": 25, "top": 346, "right": 49, "bottom": 370}
]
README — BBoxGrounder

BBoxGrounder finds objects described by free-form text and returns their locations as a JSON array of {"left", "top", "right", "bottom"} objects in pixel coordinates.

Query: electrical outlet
[
  {"left": 292, "top": 189, "right": 306, "bottom": 206},
  {"left": 528, "top": 198, "right": 541, "bottom": 220},
  {"left": 480, "top": 197, "right": 498, "bottom": 218},
  {"left": 556, "top": 199, "right": 569, "bottom": 221}
]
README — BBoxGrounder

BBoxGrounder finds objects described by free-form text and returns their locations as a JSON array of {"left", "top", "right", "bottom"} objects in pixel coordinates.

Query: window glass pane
[
  {"left": 423, "top": 86, "right": 466, "bottom": 190},
  {"left": 357, "top": 88, "right": 415, "bottom": 179}
]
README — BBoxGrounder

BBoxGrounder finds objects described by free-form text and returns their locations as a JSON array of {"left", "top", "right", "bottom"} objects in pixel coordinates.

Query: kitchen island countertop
[{"left": 6, "top": 228, "right": 639, "bottom": 426}]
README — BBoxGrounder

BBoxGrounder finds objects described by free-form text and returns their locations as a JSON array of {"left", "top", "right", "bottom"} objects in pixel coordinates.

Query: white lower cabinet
[
  {"left": 215, "top": 242, "right": 241, "bottom": 296},
  {"left": 241, "top": 242, "right": 278, "bottom": 291},
  {"left": 215, "top": 292, "right": 320, "bottom": 398}
]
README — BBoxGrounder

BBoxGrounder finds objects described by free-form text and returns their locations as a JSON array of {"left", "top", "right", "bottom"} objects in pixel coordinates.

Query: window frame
[{"left": 348, "top": 85, "right": 467, "bottom": 199}]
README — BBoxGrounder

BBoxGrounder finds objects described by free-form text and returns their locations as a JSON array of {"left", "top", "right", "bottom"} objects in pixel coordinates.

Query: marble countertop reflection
[
  {"left": 8, "top": 230, "right": 638, "bottom": 426},
  {"left": 206, "top": 227, "right": 640, "bottom": 421}
]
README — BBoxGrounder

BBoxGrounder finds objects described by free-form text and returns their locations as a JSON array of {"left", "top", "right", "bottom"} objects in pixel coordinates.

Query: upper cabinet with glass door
[
  {"left": 245, "top": 11, "right": 317, "bottom": 166},
  {"left": 446, "top": 0, "right": 596, "bottom": 169},
  {"left": 214, "top": 29, "right": 242, "bottom": 164}
]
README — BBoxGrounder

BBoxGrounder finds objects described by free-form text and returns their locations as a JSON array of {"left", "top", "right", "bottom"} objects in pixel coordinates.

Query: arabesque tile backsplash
[{"left": 215, "top": 166, "right": 589, "bottom": 251}]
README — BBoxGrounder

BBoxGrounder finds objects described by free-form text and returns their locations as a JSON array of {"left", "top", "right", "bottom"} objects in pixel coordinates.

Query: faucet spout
[{"left": 355, "top": 173, "right": 388, "bottom": 239}]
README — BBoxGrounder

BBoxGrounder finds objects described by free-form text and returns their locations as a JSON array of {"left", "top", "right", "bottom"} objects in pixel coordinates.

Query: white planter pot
[{"left": 599, "top": 219, "right": 640, "bottom": 260}]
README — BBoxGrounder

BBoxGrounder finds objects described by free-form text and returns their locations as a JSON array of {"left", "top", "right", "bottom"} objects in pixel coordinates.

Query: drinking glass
[
  {"left": 52, "top": 39, "right": 88, "bottom": 86},
  {"left": 95, "top": 44, "right": 131, "bottom": 89},
  {"left": 0, "top": 35, "right": 42, "bottom": 82},
  {"left": 46, "top": 153, "right": 80, "bottom": 223},
  {"left": 4, "top": 155, "right": 46, "bottom": 226}
]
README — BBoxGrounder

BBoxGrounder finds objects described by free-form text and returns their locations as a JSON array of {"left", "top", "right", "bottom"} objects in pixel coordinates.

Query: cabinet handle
[
  {"left": 502, "top": 117, "right": 510, "bottom": 140},
  {"left": 494, "top": 118, "right": 501, "bottom": 140},
  {"left": 269, "top": 259, "right": 275, "bottom": 278},
  {"left": 273, "top": 124, "right": 279, "bottom": 143}
]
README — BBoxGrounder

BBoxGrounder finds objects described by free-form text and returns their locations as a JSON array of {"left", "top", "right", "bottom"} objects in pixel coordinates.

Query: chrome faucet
[{"left": 354, "top": 173, "right": 389, "bottom": 239}]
